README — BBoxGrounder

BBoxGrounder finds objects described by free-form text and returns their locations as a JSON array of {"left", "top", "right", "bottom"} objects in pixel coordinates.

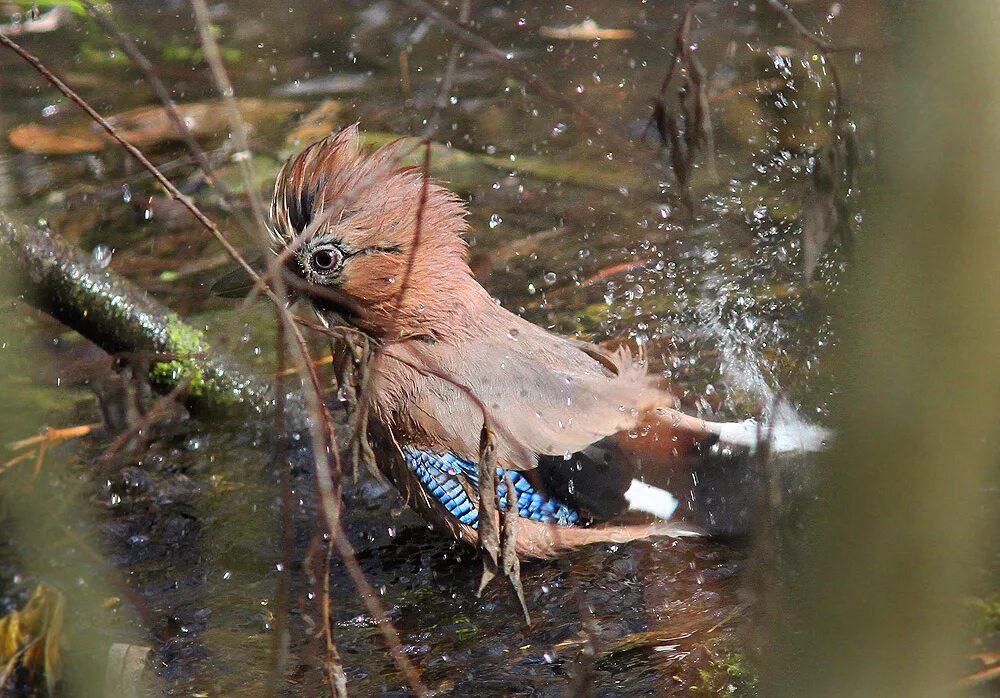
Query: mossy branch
[{"left": 0, "top": 211, "right": 272, "bottom": 415}]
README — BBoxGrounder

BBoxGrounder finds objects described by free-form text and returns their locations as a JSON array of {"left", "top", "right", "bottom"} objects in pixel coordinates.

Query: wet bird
[{"left": 217, "top": 125, "right": 825, "bottom": 557}]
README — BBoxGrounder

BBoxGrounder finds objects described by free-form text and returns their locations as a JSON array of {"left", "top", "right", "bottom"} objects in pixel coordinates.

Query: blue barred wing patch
[{"left": 403, "top": 447, "right": 580, "bottom": 528}]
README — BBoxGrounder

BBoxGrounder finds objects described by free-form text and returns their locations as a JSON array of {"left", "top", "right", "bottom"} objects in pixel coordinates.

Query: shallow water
[{"left": 0, "top": 0, "right": 879, "bottom": 694}]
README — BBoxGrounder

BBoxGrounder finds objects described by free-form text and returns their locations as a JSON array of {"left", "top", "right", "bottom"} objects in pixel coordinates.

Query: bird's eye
[{"left": 311, "top": 247, "right": 341, "bottom": 272}]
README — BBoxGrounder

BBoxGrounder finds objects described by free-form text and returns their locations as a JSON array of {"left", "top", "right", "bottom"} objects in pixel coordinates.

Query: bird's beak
[
  {"left": 209, "top": 256, "right": 295, "bottom": 301},
  {"left": 211, "top": 256, "right": 371, "bottom": 325}
]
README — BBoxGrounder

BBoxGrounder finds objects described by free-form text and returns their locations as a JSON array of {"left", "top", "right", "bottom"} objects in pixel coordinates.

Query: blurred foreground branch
[
  {"left": 769, "top": 3, "right": 1000, "bottom": 695},
  {"left": 0, "top": 212, "right": 273, "bottom": 414}
]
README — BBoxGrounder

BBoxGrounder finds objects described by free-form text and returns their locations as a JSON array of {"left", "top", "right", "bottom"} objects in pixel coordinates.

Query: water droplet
[
  {"left": 489, "top": 213, "right": 503, "bottom": 229},
  {"left": 507, "top": 328, "right": 519, "bottom": 341},
  {"left": 91, "top": 244, "right": 113, "bottom": 269},
  {"left": 543, "top": 271, "right": 557, "bottom": 285},
  {"left": 121, "top": 184, "right": 132, "bottom": 203}
]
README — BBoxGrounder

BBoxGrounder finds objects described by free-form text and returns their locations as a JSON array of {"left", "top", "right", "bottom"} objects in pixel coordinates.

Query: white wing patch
[{"left": 623, "top": 479, "right": 680, "bottom": 520}]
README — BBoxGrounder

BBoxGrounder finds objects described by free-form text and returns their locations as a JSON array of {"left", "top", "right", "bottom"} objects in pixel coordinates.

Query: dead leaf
[
  {"left": 540, "top": 19, "right": 635, "bottom": 40},
  {"left": 360, "top": 131, "right": 644, "bottom": 192},
  {"left": 106, "top": 97, "right": 304, "bottom": 148},
  {"left": 801, "top": 184, "right": 837, "bottom": 284},
  {"left": 273, "top": 74, "right": 368, "bottom": 97},
  {"left": 0, "top": 584, "right": 65, "bottom": 695},
  {"left": 9, "top": 122, "right": 104, "bottom": 155},
  {"left": 9, "top": 97, "right": 305, "bottom": 155},
  {"left": 285, "top": 100, "right": 344, "bottom": 147}
]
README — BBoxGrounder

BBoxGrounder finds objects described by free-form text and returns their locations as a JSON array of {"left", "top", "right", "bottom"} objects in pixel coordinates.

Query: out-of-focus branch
[
  {"left": 80, "top": 0, "right": 233, "bottom": 201},
  {"left": 768, "top": 3, "right": 1000, "bottom": 695}
]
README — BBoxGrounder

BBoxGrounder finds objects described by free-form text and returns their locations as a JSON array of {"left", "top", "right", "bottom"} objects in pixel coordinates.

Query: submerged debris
[{"left": 0, "top": 584, "right": 64, "bottom": 696}]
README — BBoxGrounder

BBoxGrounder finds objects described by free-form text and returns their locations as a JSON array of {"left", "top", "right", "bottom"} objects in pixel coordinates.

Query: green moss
[
  {"left": 149, "top": 314, "right": 209, "bottom": 396},
  {"left": 160, "top": 44, "right": 242, "bottom": 66},
  {"left": 449, "top": 613, "right": 478, "bottom": 641},
  {"left": 78, "top": 41, "right": 130, "bottom": 67},
  {"left": 971, "top": 595, "right": 1000, "bottom": 637},
  {"left": 691, "top": 650, "right": 758, "bottom": 696}
]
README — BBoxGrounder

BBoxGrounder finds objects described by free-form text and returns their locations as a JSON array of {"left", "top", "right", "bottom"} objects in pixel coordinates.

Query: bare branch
[{"left": 189, "top": 0, "right": 272, "bottom": 239}]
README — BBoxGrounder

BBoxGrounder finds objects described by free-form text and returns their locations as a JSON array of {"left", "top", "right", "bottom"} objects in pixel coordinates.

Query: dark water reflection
[{"left": 0, "top": 0, "right": 879, "bottom": 693}]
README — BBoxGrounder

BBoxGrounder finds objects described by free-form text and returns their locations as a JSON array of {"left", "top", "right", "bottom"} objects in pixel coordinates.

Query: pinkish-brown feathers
[
  {"left": 271, "top": 125, "right": 476, "bottom": 336},
  {"left": 273, "top": 127, "right": 702, "bottom": 554}
]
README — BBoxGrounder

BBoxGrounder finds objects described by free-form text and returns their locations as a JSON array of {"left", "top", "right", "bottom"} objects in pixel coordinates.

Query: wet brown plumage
[{"left": 268, "top": 125, "right": 820, "bottom": 557}]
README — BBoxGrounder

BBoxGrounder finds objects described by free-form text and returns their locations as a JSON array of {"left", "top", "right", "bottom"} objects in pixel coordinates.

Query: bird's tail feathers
[
  {"left": 514, "top": 518, "right": 703, "bottom": 559},
  {"left": 656, "top": 406, "right": 830, "bottom": 455}
]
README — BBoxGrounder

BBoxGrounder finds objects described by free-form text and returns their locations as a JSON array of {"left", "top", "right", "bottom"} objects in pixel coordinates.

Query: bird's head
[{"left": 264, "top": 125, "right": 475, "bottom": 339}]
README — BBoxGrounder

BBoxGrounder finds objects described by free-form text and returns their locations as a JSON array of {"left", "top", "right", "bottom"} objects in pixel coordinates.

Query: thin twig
[
  {"left": 762, "top": 0, "right": 843, "bottom": 122},
  {"left": 322, "top": 540, "right": 349, "bottom": 697},
  {"left": 268, "top": 315, "right": 293, "bottom": 690},
  {"left": 80, "top": 0, "right": 236, "bottom": 205},
  {"left": 284, "top": 316, "right": 429, "bottom": 695},
  {"left": 762, "top": 0, "right": 834, "bottom": 52},
  {"left": 389, "top": 141, "right": 432, "bottom": 316},
  {"left": 0, "top": 33, "right": 274, "bottom": 309},
  {"left": 422, "top": 0, "right": 473, "bottom": 139},
  {"left": 97, "top": 370, "right": 195, "bottom": 461},
  {"left": 189, "top": 0, "right": 272, "bottom": 239}
]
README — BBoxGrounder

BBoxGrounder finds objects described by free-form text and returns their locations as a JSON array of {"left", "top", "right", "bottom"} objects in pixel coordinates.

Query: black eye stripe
[
  {"left": 356, "top": 245, "right": 403, "bottom": 257},
  {"left": 336, "top": 244, "right": 404, "bottom": 260}
]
